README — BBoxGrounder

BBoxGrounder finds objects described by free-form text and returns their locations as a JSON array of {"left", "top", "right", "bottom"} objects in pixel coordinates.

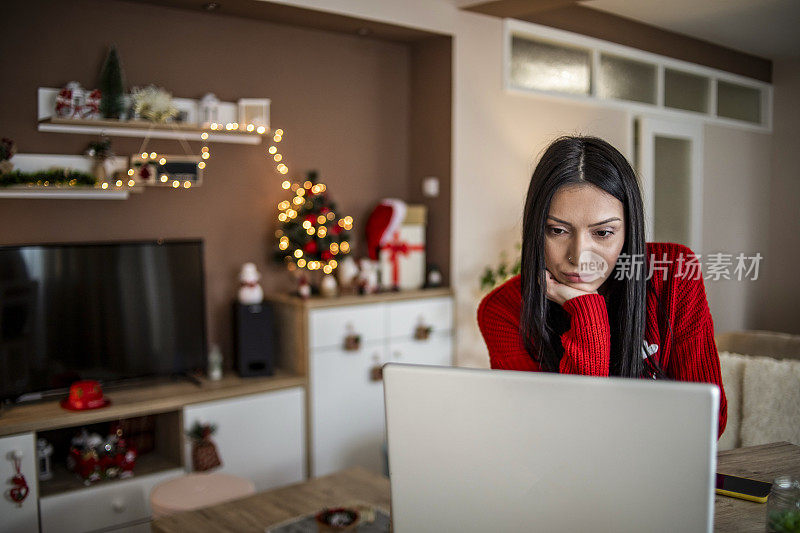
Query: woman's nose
[{"left": 568, "top": 234, "right": 588, "bottom": 264}]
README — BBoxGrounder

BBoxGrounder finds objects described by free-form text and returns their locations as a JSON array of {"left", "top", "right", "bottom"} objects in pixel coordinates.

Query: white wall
[
  {"left": 452, "top": 14, "right": 631, "bottom": 367},
  {"left": 702, "top": 125, "right": 772, "bottom": 334},
  {"left": 759, "top": 57, "right": 800, "bottom": 334},
  {"left": 265, "top": 0, "right": 785, "bottom": 363}
]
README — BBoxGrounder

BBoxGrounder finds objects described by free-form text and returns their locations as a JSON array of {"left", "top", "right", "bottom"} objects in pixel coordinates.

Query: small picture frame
[
  {"left": 237, "top": 98, "right": 270, "bottom": 131},
  {"left": 130, "top": 161, "right": 156, "bottom": 185},
  {"left": 132, "top": 155, "right": 203, "bottom": 188}
]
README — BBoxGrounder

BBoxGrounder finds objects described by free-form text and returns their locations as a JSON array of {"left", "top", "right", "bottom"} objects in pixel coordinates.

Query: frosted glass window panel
[
  {"left": 510, "top": 36, "right": 591, "bottom": 95},
  {"left": 717, "top": 81, "right": 762, "bottom": 124},
  {"left": 664, "top": 69, "right": 710, "bottom": 113},
  {"left": 653, "top": 136, "right": 691, "bottom": 246},
  {"left": 599, "top": 54, "right": 657, "bottom": 104}
]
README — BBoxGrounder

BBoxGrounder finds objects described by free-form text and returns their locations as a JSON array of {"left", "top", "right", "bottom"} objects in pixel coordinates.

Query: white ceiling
[{"left": 586, "top": 0, "right": 800, "bottom": 60}]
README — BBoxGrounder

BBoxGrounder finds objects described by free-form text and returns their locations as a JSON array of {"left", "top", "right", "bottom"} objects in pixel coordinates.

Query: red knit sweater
[{"left": 477, "top": 241, "right": 727, "bottom": 438}]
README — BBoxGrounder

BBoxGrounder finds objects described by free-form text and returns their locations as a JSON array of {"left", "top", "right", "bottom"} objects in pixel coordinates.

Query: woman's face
[{"left": 544, "top": 184, "right": 626, "bottom": 292}]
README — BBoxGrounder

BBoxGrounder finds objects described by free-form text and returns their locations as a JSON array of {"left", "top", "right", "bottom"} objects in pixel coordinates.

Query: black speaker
[{"left": 232, "top": 302, "right": 275, "bottom": 377}]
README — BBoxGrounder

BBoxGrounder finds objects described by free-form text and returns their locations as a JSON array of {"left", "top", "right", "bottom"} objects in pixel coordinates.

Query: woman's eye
[
  {"left": 595, "top": 230, "right": 614, "bottom": 238},
  {"left": 547, "top": 227, "right": 567, "bottom": 236}
]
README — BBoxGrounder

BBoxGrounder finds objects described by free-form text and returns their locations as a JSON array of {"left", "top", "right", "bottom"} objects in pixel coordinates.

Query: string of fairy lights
[
  {"left": 99, "top": 121, "right": 271, "bottom": 190},
  {"left": 91, "top": 121, "right": 351, "bottom": 275},
  {"left": 270, "top": 129, "right": 353, "bottom": 274}
]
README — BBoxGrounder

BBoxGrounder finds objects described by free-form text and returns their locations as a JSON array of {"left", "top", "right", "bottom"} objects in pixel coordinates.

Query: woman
[{"left": 477, "top": 135, "right": 727, "bottom": 437}]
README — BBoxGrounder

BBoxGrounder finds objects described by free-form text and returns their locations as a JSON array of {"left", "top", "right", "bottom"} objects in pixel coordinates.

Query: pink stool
[{"left": 150, "top": 472, "right": 256, "bottom": 517}]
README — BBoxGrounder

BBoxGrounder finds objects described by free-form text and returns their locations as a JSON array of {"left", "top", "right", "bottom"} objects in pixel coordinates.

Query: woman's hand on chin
[{"left": 545, "top": 270, "right": 597, "bottom": 306}]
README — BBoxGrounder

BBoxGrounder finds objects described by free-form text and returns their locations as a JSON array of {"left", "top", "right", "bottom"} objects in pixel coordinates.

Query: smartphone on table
[{"left": 716, "top": 473, "right": 772, "bottom": 503}]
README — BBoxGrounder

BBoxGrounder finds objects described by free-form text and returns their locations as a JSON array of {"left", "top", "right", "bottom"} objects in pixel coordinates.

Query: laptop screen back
[{"left": 383, "top": 364, "right": 718, "bottom": 533}]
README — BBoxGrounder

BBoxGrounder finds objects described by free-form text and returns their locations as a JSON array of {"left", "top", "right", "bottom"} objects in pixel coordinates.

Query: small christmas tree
[
  {"left": 99, "top": 45, "right": 125, "bottom": 119},
  {"left": 273, "top": 170, "right": 352, "bottom": 274}
]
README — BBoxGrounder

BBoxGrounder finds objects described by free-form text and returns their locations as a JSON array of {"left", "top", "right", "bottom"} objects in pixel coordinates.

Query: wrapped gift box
[{"left": 379, "top": 205, "right": 426, "bottom": 290}]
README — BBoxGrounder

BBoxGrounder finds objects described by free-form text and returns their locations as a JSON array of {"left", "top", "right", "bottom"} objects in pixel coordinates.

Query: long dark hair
[{"left": 520, "top": 136, "right": 647, "bottom": 377}]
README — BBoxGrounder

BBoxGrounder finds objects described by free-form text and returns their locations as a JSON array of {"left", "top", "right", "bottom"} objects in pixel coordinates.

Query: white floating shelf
[
  {"left": 38, "top": 118, "right": 262, "bottom": 145},
  {"left": 0, "top": 188, "right": 129, "bottom": 199},
  {"left": 37, "top": 88, "right": 268, "bottom": 145},
  {"left": 0, "top": 154, "right": 137, "bottom": 200},
  {"left": 13, "top": 153, "right": 129, "bottom": 174}
]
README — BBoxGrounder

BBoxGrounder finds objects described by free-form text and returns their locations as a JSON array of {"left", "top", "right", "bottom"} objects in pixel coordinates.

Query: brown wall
[
  {"left": 0, "top": 0, "right": 433, "bottom": 366},
  {"left": 409, "top": 36, "right": 453, "bottom": 286}
]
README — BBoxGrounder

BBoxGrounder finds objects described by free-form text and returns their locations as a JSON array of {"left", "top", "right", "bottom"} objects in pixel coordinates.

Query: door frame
[{"left": 636, "top": 116, "right": 704, "bottom": 253}]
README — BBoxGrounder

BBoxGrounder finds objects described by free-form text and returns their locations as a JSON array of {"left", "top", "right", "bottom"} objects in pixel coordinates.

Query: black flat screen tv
[{"left": 0, "top": 239, "right": 207, "bottom": 403}]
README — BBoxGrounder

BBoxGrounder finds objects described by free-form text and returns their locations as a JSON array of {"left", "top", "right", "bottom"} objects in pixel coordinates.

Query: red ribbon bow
[{"left": 380, "top": 231, "right": 424, "bottom": 287}]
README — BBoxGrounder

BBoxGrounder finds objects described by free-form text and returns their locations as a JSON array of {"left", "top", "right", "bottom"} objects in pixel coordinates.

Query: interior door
[{"left": 636, "top": 116, "right": 704, "bottom": 253}]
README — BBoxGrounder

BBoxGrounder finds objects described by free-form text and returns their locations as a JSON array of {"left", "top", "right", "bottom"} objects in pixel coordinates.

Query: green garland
[
  {"left": 480, "top": 244, "right": 522, "bottom": 291},
  {"left": 0, "top": 169, "right": 97, "bottom": 188},
  {"left": 186, "top": 421, "right": 217, "bottom": 441}
]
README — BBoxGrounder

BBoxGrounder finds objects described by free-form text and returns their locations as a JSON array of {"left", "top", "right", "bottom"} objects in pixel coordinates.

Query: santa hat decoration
[{"left": 365, "top": 199, "right": 407, "bottom": 260}]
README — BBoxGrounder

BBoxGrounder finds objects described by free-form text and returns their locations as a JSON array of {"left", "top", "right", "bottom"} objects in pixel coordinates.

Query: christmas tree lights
[{"left": 273, "top": 170, "right": 352, "bottom": 273}]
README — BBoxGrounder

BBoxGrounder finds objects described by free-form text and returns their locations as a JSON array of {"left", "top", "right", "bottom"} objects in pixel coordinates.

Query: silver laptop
[{"left": 383, "top": 363, "right": 719, "bottom": 533}]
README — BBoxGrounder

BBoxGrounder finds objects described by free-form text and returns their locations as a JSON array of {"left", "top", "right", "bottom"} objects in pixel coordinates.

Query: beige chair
[{"left": 715, "top": 330, "right": 800, "bottom": 451}]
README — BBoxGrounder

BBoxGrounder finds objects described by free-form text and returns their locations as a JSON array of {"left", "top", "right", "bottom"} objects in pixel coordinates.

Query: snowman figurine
[
  {"left": 357, "top": 259, "right": 380, "bottom": 295},
  {"left": 238, "top": 263, "right": 264, "bottom": 305},
  {"left": 337, "top": 256, "right": 359, "bottom": 294}
]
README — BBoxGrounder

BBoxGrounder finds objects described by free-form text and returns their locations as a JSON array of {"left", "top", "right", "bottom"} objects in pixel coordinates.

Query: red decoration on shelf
[
  {"left": 8, "top": 455, "right": 29, "bottom": 506},
  {"left": 67, "top": 425, "right": 137, "bottom": 484},
  {"left": 60, "top": 380, "right": 111, "bottom": 411}
]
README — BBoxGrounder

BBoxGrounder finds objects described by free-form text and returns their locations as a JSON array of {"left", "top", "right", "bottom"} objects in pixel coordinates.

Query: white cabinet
[
  {"left": 0, "top": 433, "right": 39, "bottom": 533},
  {"left": 311, "top": 344, "right": 387, "bottom": 476},
  {"left": 39, "top": 468, "right": 182, "bottom": 533},
  {"left": 182, "top": 387, "right": 306, "bottom": 491},
  {"left": 307, "top": 295, "right": 453, "bottom": 478}
]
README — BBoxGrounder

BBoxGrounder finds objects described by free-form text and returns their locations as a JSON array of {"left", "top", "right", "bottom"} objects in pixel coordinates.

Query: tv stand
[
  {"left": 0, "top": 372, "right": 306, "bottom": 533},
  {"left": 176, "top": 371, "right": 203, "bottom": 387}
]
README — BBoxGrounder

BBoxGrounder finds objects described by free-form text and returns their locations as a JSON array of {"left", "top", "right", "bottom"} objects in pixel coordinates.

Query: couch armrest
[{"left": 715, "top": 330, "right": 800, "bottom": 361}]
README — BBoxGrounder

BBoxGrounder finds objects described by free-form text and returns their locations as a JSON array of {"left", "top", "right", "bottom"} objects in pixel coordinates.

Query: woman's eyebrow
[
  {"left": 589, "top": 217, "right": 622, "bottom": 227},
  {"left": 547, "top": 216, "right": 621, "bottom": 227}
]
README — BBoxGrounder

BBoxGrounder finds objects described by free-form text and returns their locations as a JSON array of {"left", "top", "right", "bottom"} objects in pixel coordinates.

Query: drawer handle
[
  {"left": 414, "top": 323, "right": 433, "bottom": 341},
  {"left": 343, "top": 334, "right": 361, "bottom": 351},
  {"left": 343, "top": 323, "right": 361, "bottom": 351},
  {"left": 111, "top": 498, "right": 126, "bottom": 513}
]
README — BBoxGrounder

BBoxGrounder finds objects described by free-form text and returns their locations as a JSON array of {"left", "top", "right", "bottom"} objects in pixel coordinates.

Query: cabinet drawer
[
  {"left": 387, "top": 297, "right": 452, "bottom": 340},
  {"left": 310, "top": 345, "right": 387, "bottom": 477},
  {"left": 310, "top": 303, "right": 386, "bottom": 350},
  {"left": 183, "top": 387, "right": 306, "bottom": 491},
  {"left": 389, "top": 334, "right": 453, "bottom": 367},
  {"left": 39, "top": 469, "right": 183, "bottom": 533}
]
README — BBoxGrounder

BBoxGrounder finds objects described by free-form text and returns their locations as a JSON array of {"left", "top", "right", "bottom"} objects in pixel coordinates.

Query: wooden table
[
  {"left": 151, "top": 467, "right": 390, "bottom": 533},
  {"left": 152, "top": 442, "right": 799, "bottom": 533},
  {"left": 715, "top": 441, "right": 799, "bottom": 532}
]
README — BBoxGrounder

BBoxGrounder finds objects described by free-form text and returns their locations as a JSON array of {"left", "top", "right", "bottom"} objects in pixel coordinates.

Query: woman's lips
[{"left": 562, "top": 272, "right": 596, "bottom": 283}]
